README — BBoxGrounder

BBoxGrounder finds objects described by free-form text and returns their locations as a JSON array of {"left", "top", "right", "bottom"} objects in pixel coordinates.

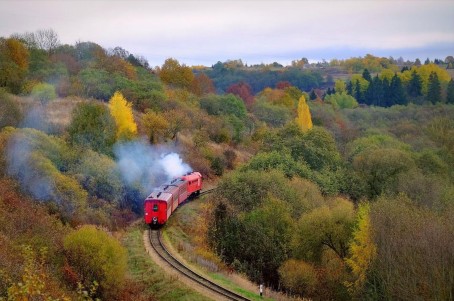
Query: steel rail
[{"left": 148, "top": 229, "right": 251, "bottom": 301}]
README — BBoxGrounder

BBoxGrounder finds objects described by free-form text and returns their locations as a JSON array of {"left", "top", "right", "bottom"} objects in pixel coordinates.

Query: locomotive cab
[{"left": 144, "top": 190, "right": 172, "bottom": 226}]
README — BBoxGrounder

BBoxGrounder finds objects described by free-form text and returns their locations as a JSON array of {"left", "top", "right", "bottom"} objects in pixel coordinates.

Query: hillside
[{"left": 1, "top": 31, "right": 454, "bottom": 300}]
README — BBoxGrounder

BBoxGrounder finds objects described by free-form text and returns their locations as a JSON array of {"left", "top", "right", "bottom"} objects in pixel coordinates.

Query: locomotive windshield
[{"left": 153, "top": 204, "right": 158, "bottom": 212}]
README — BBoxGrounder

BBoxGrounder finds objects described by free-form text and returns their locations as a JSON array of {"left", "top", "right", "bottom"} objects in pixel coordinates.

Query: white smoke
[
  {"left": 114, "top": 139, "right": 192, "bottom": 195},
  {"left": 6, "top": 131, "right": 54, "bottom": 201}
]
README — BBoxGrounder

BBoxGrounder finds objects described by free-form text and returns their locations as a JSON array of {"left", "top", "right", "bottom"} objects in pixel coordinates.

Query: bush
[
  {"left": 278, "top": 259, "right": 318, "bottom": 296},
  {"left": 63, "top": 225, "right": 127, "bottom": 299},
  {"left": 31, "top": 82, "right": 57, "bottom": 103},
  {"left": 0, "top": 90, "right": 22, "bottom": 128},
  {"left": 68, "top": 102, "right": 116, "bottom": 155}
]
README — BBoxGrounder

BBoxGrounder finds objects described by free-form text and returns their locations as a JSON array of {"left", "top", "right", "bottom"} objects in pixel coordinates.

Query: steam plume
[{"left": 114, "top": 139, "right": 192, "bottom": 196}]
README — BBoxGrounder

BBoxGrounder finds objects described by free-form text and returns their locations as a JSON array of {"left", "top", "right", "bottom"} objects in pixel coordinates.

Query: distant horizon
[{"left": 1, "top": 0, "right": 453, "bottom": 68}]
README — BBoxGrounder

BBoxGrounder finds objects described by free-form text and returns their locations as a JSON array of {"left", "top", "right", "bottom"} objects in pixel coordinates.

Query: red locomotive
[{"left": 144, "top": 172, "right": 203, "bottom": 226}]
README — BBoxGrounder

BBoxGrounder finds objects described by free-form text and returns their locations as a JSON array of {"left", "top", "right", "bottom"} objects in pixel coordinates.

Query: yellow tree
[
  {"left": 296, "top": 95, "right": 312, "bottom": 132},
  {"left": 108, "top": 91, "right": 137, "bottom": 140},
  {"left": 345, "top": 203, "right": 377, "bottom": 296},
  {"left": 142, "top": 109, "right": 170, "bottom": 144}
]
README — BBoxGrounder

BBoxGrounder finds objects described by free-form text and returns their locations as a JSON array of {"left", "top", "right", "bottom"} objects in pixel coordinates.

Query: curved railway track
[
  {"left": 147, "top": 187, "right": 250, "bottom": 301},
  {"left": 148, "top": 230, "right": 250, "bottom": 301}
]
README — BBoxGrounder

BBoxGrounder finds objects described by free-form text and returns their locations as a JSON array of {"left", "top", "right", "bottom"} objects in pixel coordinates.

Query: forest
[{"left": 0, "top": 29, "right": 454, "bottom": 300}]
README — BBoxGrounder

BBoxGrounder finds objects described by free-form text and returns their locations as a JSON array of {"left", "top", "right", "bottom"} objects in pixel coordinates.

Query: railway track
[{"left": 148, "top": 227, "right": 250, "bottom": 301}]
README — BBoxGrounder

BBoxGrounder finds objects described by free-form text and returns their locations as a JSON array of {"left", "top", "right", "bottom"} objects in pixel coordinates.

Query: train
[{"left": 144, "top": 171, "right": 203, "bottom": 226}]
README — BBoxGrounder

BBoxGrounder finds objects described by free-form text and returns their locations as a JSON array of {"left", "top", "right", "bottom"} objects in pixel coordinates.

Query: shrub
[
  {"left": 278, "top": 259, "right": 318, "bottom": 296},
  {"left": 31, "top": 82, "right": 57, "bottom": 103},
  {"left": 63, "top": 225, "right": 127, "bottom": 299},
  {"left": 0, "top": 90, "right": 22, "bottom": 128}
]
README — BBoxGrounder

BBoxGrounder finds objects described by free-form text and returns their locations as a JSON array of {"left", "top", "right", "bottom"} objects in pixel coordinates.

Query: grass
[
  {"left": 207, "top": 272, "right": 274, "bottom": 301},
  {"left": 122, "top": 223, "right": 212, "bottom": 301}
]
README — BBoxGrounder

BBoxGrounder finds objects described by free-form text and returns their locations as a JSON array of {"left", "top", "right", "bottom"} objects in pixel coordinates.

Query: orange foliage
[{"left": 4, "top": 38, "right": 29, "bottom": 71}]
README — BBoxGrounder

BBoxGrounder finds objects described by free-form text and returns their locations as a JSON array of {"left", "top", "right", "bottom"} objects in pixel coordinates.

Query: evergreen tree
[
  {"left": 310, "top": 89, "right": 317, "bottom": 100},
  {"left": 346, "top": 81, "right": 353, "bottom": 95},
  {"left": 447, "top": 79, "right": 454, "bottom": 104},
  {"left": 362, "top": 68, "right": 372, "bottom": 82},
  {"left": 426, "top": 72, "right": 441, "bottom": 104},
  {"left": 424, "top": 58, "right": 430, "bottom": 65},
  {"left": 366, "top": 75, "right": 384, "bottom": 106},
  {"left": 390, "top": 74, "right": 407, "bottom": 105},
  {"left": 407, "top": 70, "right": 422, "bottom": 97},
  {"left": 355, "top": 80, "right": 363, "bottom": 104},
  {"left": 382, "top": 77, "right": 392, "bottom": 107}
]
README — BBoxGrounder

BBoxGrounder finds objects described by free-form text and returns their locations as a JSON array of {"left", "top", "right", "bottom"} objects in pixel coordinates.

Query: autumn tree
[
  {"left": 159, "top": 58, "right": 194, "bottom": 89},
  {"left": 6, "top": 245, "right": 70, "bottom": 301},
  {"left": 0, "top": 38, "right": 29, "bottom": 93},
  {"left": 63, "top": 225, "right": 127, "bottom": 299},
  {"left": 278, "top": 259, "right": 318, "bottom": 296},
  {"left": 142, "top": 109, "right": 170, "bottom": 143},
  {"left": 296, "top": 95, "right": 313, "bottom": 132},
  {"left": 345, "top": 203, "right": 377, "bottom": 297},
  {"left": 191, "top": 73, "right": 215, "bottom": 96},
  {"left": 227, "top": 81, "right": 255, "bottom": 108},
  {"left": 108, "top": 91, "right": 138, "bottom": 140}
]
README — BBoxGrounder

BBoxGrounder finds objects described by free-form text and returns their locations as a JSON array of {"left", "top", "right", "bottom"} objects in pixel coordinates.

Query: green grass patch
[
  {"left": 122, "top": 223, "right": 212, "bottom": 301},
  {"left": 207, "top": 273, "right": 273, "bottom": 301}
]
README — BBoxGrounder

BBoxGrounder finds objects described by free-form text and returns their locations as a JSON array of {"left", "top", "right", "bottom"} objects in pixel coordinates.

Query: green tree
[
  {"left": 447, "top": 79, "right": 454, "bottom": 104},
  {"left": 31, "top": 82, "right": 57, "bottom": 104},
  {"left": 252, "top": 101, "right": 292, "bottom": 127},
  {"left": 74, "top": 150, "right": 123, "bottom": 204},
  {"left": 200, "top": 94, "right": 247, "bottom": 119},
  {"left": 407, "top": 70, "right": 422, "bottom": 97},
  {"left": 389, "top": 74, "right": 407, "bottom": 105},
  {"left": 68, "top": 102, "right": 116, "bottom": 155},
  {"left": 426, "top": 71, "right": 441, "bottom": 104},
  {"left": 352, "top": 148, "right": 414, "bottom": 198},
  {"left": 362, "top": 68, "right": 372, "bottom": 82},
  {"left": 292, "top": 198, "right": 355, "bottom": 262},
  {"left": 63, "top": 225, "right": 127, "bottom": 300},
  {"left": 334, "top": 79, "right": 346, "bottom": 93},
  {"left": 324, "top": 92, "right": 359, "bottom": 109}
]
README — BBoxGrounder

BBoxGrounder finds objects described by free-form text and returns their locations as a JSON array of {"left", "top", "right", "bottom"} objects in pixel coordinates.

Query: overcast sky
[{"left": 0, "top": 0, "right": 453, "bottom": 66}]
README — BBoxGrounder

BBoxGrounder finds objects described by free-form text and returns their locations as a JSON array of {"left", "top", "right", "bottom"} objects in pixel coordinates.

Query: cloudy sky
[{"left": 0, "top": 0, "right": 453, "bottom": 66}]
